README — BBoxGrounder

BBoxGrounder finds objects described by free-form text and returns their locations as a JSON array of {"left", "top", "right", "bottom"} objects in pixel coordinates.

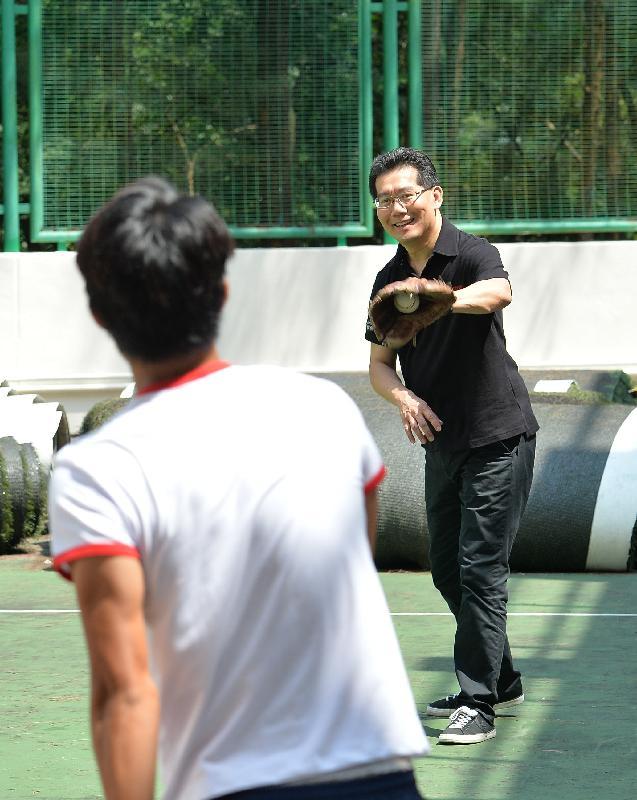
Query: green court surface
[{"left": 1, "top": 556, "right": 636, "bottom": 800}]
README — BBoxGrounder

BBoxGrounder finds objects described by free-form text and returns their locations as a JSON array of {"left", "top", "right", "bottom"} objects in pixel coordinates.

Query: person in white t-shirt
[{"left": 49, "top": 177, "right": 429, "bottom": 800}]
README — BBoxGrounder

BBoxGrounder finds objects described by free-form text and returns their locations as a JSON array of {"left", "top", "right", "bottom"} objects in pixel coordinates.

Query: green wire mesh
[
  {"left": 421, "top": 0, "right": 637, "bottom": 224},
  {"left": 40, "top": 0, "right": 363, "bottom": 233}
]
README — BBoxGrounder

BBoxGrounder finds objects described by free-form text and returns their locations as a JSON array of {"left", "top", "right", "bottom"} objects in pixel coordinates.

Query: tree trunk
[
  {"left": 450, "top": 0, "right": 466, "bottom": 193},
  {"left": 604, "top": 7, "right": 620, "bottom": 216},
  {"left": 424, "top": 0, "right": 442, "bottom": 154},
  {"left": 256, "top": 0, "right": 293, "bottom": 225},
  {"left": 582, "top": 0, "right": 605, "bottom": 216}
]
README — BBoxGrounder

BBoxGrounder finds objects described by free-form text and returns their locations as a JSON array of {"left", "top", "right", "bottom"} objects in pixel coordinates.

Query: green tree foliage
[
  {"left": 423, "top": 0, "right": 637, "bottom": 224},
  {"left": 2, "top": 0, "right": 637, "bottom": 248},
  {"left": 35, "top": 0, "right": 362, "bottom": 235}
]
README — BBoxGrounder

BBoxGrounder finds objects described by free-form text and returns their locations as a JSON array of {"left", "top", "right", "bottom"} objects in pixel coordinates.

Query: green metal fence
[
  {"left": 413, "top": 0, "right": 637, "bottom": 234},
  {"left": 1, "top": 0, "right": 22, "bottom": 251},
  {"left": 2, "top": 1, "right": 637, "bottom": 250},
  {"left": 28, "top": 0, "right": 373, "bottom": 244}
]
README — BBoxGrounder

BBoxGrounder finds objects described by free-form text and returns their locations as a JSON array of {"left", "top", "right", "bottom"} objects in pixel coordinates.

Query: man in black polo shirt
[{"left": 365, "top": 147, "right": 538, "bottom": 745}]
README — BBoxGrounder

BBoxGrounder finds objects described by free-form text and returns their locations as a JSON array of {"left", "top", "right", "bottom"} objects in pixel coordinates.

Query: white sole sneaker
[
  {"left": 426, "top": 693, "right": 524, "bottom": 718},
  {"left": 426, "top": 704, "right": 457, "bottom": 718},
  {"left": 495, "top": 693, "right": 524, "bottom": 711},
  {"left": 439, "top": 727, "right": 497, "bottom": 744},
  {"left": 438, "top": 706, "right": 497, "bottom": 744}
]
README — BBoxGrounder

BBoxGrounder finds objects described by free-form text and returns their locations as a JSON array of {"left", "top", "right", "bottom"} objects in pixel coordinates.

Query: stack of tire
[{"left": 0, "top": 381, "right": 71, "bottom": 554}]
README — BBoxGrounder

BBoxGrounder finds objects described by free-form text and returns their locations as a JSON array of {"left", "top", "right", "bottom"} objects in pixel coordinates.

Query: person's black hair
[
  {"left": 76, "top": 177, "right": 234, "bottom": 362},
  {"left": 368, "top": 147, "right": 441, "bottom": 198}
]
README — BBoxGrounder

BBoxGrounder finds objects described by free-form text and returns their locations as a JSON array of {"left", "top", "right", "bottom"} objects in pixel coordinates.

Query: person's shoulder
[
  {"left": 236, "top": 365, "right": 349, "bottom": 397},
  {"left": 241, "top": 366, "right": 359, "bottom": 413},
  {"left": 54, "top": 406, "right": 140, "bottom": 475},
  {"left": 454, "top": 225, "right": 498, "bottom": 252},
  {"left": 301, "top": 372, "right": 356, "bottom": 402},
  {"left": 453, "top": 226, "right": 502, "bottom": 265}
]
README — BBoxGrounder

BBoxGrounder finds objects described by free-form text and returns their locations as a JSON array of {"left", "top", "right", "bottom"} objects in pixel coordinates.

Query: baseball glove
[{"left": 369, "top": 277, "right": 456, "bottom": 348}]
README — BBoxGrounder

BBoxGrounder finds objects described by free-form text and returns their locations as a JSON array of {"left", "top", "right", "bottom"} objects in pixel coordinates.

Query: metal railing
[{"left": 2, "top": 0, "right": 636, "bottom": 251}]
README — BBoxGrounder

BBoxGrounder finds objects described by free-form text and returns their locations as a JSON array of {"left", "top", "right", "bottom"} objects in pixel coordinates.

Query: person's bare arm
[
  {"left": 451, "top": 277, "right": 511, "bottom": 314},
  {"left": 369, "top": 343, "right": 442, "bottom": 444},
  {"left": 71, "top": 556, "right": 159, "bottom": 800},
  {"left": 365, "top": 486, "right": 379, "bottom": 553}
]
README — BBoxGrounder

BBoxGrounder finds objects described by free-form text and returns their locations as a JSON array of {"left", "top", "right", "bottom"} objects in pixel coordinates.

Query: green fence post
[
  {"left": 1, "top": 0, "right": 20, "bottom": 251},
  {"left": 383, "top": 0, "right": 399, "bottom": 152},
  {"left": 27, "top": 0, "right": 44, "bottom": 243},
  {"left": 359, "top": 0, "right": 374, "bottom": 236},
  {"left": 382, "top": 0, "right": 400, "bottom": 242},
  {"left": 407, "top": 0, "right": 422, "bottom": 148}
]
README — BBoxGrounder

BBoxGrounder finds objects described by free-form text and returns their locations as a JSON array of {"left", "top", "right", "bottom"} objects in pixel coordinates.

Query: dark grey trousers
[
  {"left": 215, "top": 771, "right": 424, "bottom": 799},
  {"left": 424, "top": 432, "right": 536, "bottom": 723}
]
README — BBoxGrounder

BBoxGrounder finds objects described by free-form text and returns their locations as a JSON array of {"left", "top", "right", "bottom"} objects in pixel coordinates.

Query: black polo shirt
[{"left": 365, "top": 216, "right": 539, "bottom": 450}]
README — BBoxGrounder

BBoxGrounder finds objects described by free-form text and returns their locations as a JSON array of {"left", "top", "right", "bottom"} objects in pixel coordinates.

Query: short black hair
[
  {"left": 76, "top": 177, "right": 234, "bottom": 362},
  {"left": 368, "top": 147, "right": 441, "bottom": 198}
]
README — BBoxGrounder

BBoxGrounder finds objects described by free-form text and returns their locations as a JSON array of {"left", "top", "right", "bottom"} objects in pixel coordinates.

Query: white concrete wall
[
  {"left": 0, "top": 252, "right": 130, "bottom": 382},
  {"left": 498, "top": 240, "right": 637, "bottom": 371},
  {"left": 217, "top": 245, "right": 392, "bottom": 371},
  {"left": 0, "top": 252, "right": 132, "bottom": 432},
  {"left": 2, "top": 242, "right": 636, "bottom": 430},
  {"left": 219, "top": 241, "right": 637, "bottom": 373}
]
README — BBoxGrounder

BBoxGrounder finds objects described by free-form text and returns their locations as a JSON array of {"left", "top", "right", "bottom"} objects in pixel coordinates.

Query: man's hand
[{"left": 397, "top": 389, "right": 442, "bottom": 444}]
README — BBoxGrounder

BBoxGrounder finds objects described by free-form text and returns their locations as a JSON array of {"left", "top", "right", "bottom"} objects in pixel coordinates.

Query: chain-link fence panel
[
  {"left": 421, "top": 0, "right": 637, "bottom": 229},
  {"left": 36, "top": 0, "right": 370, "bottom": 237}
]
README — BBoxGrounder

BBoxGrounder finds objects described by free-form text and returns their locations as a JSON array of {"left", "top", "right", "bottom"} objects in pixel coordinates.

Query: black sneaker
[
  {"left": 426, "top": 692, "right": 524, "bottom": 718},
  {"left": 495, "top": 693, "right": 525, "bottom": 712},
  {"left": 438, "top": 706, "right": 496, "bottom": 744}
]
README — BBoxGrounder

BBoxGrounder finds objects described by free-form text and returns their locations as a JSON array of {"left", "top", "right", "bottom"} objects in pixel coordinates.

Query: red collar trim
[{"left": 137, "top": 359, "right": 231, "bottom": 396}]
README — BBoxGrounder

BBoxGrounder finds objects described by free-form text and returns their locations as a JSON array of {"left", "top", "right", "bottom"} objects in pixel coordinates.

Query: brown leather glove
[{"left": 369, "top": 277, "right": 455, "bottom": 349}]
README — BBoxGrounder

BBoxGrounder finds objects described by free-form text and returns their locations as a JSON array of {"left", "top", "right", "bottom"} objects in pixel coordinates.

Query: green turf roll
[
  {"left": 80, "top": 398, "right": 129, "bottom": 436},
  {"left": 0, "top": 437, "right": 26, "bottom": 552},
  {"left": 521, "top": 369, "right": 637, "bottom": 406},
  {"left": 317, "top": 373, "right": 637, "bottom": 572},
  {"left": 0, "top": 440, "right": 14, "bottom": 552},
  {"left": 32, "top": 395, "right": 71, "bottom": 452},
  {"left": 0, "top": 437, "right": 47, "bottom": 554},
  {"left": 20, "top": 442, "right": 46, "bottom": 539}
]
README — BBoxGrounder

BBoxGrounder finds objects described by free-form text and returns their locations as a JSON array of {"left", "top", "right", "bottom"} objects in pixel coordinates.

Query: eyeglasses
[{"left": 374, "top": 187, "right": 428, "bottom": 210}]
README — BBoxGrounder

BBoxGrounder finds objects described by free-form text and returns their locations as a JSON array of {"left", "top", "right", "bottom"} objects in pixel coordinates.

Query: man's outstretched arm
[
  {"left": 451, "top": 277, "right": 511, "bottom": 314},
  {"left": 72, "top": 556, "right": 159, "bottom": 800}
]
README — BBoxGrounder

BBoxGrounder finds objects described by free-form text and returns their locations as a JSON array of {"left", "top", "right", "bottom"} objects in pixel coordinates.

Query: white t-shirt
[{"left": 50, "top": 362, "right": 428, "bottom": 800}]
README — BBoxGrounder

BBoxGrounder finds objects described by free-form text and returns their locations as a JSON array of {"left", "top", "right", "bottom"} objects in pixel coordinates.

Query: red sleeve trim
[
  {"left": 53, "top": 543, "right": 141, "bottom": 582},
  {"left": 364, "top": 464, "right": 386, "bottom": 494}
]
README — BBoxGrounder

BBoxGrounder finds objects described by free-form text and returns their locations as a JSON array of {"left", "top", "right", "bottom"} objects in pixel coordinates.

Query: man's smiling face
[{"left": 374, "top": 164, "right": 443, "bottom": 246}]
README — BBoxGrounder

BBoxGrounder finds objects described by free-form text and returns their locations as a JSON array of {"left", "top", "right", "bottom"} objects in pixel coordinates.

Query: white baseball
[{"left": 393, "top": 291, "right": 420, "bottom": 314}]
